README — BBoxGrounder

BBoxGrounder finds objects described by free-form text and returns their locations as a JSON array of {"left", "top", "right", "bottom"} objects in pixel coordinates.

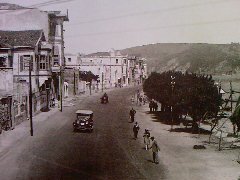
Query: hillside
[
  {"left": 121, "top": 43, "right": 240, "bottom": 74},
  {"left": 0, "top": 3, "right": 26, "bottom": 10}
]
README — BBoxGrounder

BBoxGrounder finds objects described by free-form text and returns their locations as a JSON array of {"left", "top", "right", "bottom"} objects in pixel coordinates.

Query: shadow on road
[{"left": 146, "top": 111, "right": 212, "bottom": 135}]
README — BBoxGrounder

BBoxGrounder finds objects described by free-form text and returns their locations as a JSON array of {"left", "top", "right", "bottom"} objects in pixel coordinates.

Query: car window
[{"left": 77, "top": 115, "right": 90, "bottom": 121}]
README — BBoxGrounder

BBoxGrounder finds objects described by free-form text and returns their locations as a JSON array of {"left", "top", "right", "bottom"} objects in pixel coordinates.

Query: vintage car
[{"left": 73, "top": 110, "right": 93, "bottom": 132}]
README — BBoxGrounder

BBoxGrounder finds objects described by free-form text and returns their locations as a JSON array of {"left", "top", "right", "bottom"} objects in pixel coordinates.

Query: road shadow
[
  {"left": 148, "top": 111, "right": 181, "bottom": 125},
  {"left": 147, "top": 159, "right": 154, "bottom": 163},
  {"left": 170, "top": 127, "right": 211, "bottom": 135},
  {"left": 146, "top": 111, "right": 212, "bottom": 135}
]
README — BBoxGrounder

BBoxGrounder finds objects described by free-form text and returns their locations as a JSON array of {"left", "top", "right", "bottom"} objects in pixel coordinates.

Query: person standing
[
  {"left": 143, "top": 129, "right": 151, "bottom": 150},
  {"left": 133, "top": 122, "right": 140, "bottom": 139},
  {"left": 149, "top": 137, "right": 161, "bottom": 164},
  {"left": 149, "top": 100, "right": 154, "bottom": 112},
  {"left": 129, "top": 107, "right": 136, "bottom": 122}
]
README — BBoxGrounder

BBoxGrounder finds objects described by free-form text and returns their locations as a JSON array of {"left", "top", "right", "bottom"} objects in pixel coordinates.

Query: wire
[
  {"left": 65, "top": 17, "right": 240, "bottom": 38},
  {"left": 68, "top": 0, "right": 239, "bottom": 26},
  {"left": 0, "top": 0, "right": 75, "bottom": 14},
  {"left": 29, "top": 0, "right": 76, "bottom": 8}
]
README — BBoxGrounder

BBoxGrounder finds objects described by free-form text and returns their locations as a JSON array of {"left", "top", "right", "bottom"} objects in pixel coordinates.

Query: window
[
  {"left": 55, "top": 25, "right": 61, "bottom": 36},
  {"left": 39, "top": 55, "right": 49, "bottom": 70},
  {"left": 116, "top": 59, "right": 118, "bottom": 64},
  {"left": 0, "top": 56, "right": 7, "bottom": 67},
  {"left": 68, "top": 58, "right": 71, "bottom": 62},
  {"left": 53, "top": 55, "right": 59, "bottom": 66},
  {"left": 124, "top": 59, "right": 127, "bottom": 64},
  {"left": 20, "top": 55, "right": 33, "bottom": 71}
]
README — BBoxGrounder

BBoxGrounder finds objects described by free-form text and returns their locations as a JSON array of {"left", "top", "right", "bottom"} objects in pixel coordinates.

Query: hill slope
[{"left": 121, "top": 43, "right": 240, "bottom": 74}]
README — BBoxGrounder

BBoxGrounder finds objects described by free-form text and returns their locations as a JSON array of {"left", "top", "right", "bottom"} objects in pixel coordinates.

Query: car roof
[{"left": 75, "top": 110, "right": 93, "bottom": 115}]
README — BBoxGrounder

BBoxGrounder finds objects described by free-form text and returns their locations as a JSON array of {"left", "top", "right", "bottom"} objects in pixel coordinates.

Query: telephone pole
[
  {"left": 59, "top": 69, "right": 63, "bottom": 112},
  {"left": 29, "top": 60, "right": 33, "bottom": 136},
  {"left": 102, "top": 71, "right": 104, "bottom": 92}
]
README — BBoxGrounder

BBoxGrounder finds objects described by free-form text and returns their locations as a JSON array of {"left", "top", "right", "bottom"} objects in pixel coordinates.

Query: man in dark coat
[
  {"left": 129, "top": 107, "right": 136, "bottom": 122},
  {"left": 133, "top": 122, "right": 140, "bottom": 139}
]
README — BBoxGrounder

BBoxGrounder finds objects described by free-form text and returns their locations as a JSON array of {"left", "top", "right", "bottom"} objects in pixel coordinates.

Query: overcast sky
[{"left": 2, "top": 0, "right": 240, "bottom": 54}]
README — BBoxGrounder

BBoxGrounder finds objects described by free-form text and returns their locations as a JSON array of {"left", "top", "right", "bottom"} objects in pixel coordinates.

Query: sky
[{"left": 2, "top": 0, "right": 240, "bottom": 54}]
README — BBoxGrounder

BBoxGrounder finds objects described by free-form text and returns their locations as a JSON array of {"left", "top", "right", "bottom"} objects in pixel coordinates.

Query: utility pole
[
  {"left": 230, "top": 81, "right": 233, "bottom": 112},
  {"left": 29, "top": 60, "right": 33, "bottom": 136},
  {"left": 170, "top": 75, "right": 176, "bottom": 131},
  {"left": 59, "top": 69, "right": 63, "bottom": 112},
  {"left": 102, "top": 71, "right": 104, "bottom": 92},
  {"left": 73, "top": 70, "right": 76, "bottom": 96}
]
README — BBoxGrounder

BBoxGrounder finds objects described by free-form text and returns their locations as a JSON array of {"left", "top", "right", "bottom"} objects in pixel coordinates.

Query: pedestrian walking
[
  {"left": 149, "top": 100, "right": 154, "bottom": 112},
  {"left": 139, "top": 96, "right": 143, "bottom": 106},
  {"left": 131, "top": 96, "right": 135, "bottom": 104},
  {"left": 129, "top": 107, "right": 136, "bottom": 122},
  {"left": 143, "top": 129, "right": 151, "bottom": 150},
  {"left": 133, "top": 122, "right": 140, "bottom": 139},
  {"left": 143, "top": 95, "right": 146, "bottom": 105},
  {"left": 136, "top": 90, "right": 140, "bottom": 105},
  {"left": 153, "top": 102, "right": 158, "bottom": 111},
  {"left": 149, "top": 137, "right": 161, "bottom": 164}
]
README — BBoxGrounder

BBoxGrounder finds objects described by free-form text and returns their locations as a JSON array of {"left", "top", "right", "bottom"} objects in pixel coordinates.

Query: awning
[
  {"left": 39, "top": 77, "right": 48, "bottom": 87},
  {"left": 0, "top": 89, "right": 12, "bottom": 99}
]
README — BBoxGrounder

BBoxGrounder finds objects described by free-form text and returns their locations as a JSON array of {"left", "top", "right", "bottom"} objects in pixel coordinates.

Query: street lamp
[{"left": 170, "top": 75, "right": 176, "bottom": 131}]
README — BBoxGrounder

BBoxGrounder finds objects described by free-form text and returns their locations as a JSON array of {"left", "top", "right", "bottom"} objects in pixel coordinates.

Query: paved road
[{"left": 0, "top": 87, "right": 166, "bottom": 180}]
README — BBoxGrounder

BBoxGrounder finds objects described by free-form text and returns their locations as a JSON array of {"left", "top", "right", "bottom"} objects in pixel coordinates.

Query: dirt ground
[{"left": 133, "top": 102, "right": 240, "bottom": 180}]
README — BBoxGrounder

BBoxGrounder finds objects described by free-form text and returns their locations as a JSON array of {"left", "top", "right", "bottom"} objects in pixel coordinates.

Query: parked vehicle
[{"left": 73, "top": 110, "right": 93, "bottom": 132}]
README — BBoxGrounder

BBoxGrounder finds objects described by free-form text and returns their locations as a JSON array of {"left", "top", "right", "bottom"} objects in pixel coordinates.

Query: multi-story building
[
  {"left": 80, "top": 49, "right": 129, "bottom": 88},
  {"left": 0, "top": 30, "right": 53, "bottom": 126},
  {"left": 0, "top": 3, "right": 69, "bottom": 107},
  {"left": 64, "top": 50, "right": 147, "bottom": 94}
]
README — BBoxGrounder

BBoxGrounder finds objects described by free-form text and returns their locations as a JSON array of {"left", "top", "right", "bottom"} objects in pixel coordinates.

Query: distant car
[{"left": 73, "top": 110, "right": 93, "bottom": 132}]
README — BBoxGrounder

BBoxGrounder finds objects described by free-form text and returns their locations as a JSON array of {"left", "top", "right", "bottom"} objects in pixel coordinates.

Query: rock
[{"left": 193, "top": 145, "right": 206, "bottom": 149}]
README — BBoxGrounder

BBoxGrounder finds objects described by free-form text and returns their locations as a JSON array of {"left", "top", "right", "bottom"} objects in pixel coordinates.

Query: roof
[
  {"left": 75, "top": 110, "right": 93, "bottom": 115},
  {"left": 0, "top": 30, "right": 44, "bottom": 48},
  {"left": 85, "top": 52, "right": 110, "bottom": 57}
]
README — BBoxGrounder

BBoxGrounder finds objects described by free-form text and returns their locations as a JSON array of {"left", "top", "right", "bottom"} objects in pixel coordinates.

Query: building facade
[
  {"left": 0, "top": 30, "right": 55, "bottom": 126},
  {"left": 64, "top": 50, "right": 148, "bottom": 95},
  {"left": 0, "top": 4, "right": 69, "bottom": 110}
]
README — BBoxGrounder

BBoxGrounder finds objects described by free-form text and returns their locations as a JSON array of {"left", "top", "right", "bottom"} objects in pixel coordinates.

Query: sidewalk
[{"left": 134, "top": 103, "right": 240, "bottom": 180}]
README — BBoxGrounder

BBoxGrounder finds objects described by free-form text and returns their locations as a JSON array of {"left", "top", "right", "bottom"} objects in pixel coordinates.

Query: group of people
[
  {"left": 130, "top": 107, "right": 161, "bottom": 164},
  {"left": 149, "top": 100, "right": 158, "bottom": 112}
]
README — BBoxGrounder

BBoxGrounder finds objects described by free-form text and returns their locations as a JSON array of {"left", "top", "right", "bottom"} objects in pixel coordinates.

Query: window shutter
[
  {"left": 36, "top": 55, "right": 39, "bottom": 71},
  {"left": 20, "top": 56, "right": 23, "bottom": 72}
]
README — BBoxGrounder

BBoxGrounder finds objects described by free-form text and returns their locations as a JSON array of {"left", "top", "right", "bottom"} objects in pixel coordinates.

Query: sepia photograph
[{"left": 0, "top": 0, "right": 240, "bottom": 179}]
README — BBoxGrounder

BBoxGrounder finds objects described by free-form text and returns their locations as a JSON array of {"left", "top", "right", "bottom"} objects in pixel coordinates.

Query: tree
[
  {"left": 79, "top": 71, "right": 99, "bottom": 95},
  {"left": 143, "top": 71, "right": 222, "bottom": 132}
]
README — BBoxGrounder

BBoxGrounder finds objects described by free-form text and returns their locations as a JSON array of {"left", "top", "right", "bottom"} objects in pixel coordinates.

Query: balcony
[{"left": 51, "top": 65, "right": 60, "bottom": 73}]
